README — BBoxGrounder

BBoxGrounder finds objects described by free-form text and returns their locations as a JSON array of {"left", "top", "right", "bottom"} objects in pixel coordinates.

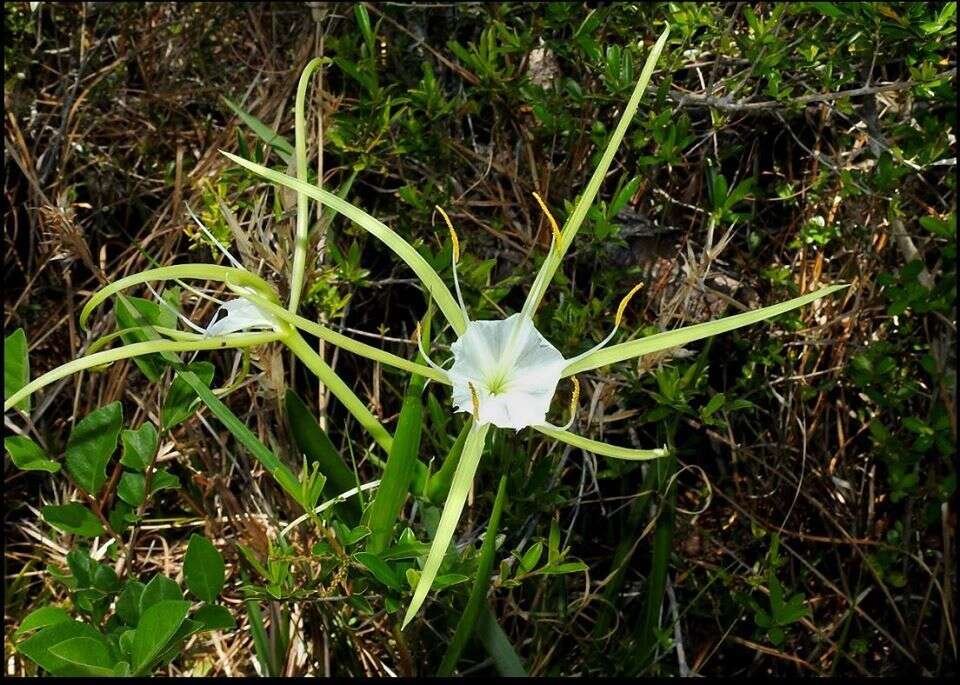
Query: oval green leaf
[{"left": 184, "top": 534, "right": 226, "bottom": 603}]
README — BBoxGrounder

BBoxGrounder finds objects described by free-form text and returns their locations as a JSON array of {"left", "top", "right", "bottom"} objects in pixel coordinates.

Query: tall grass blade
[
  {"left": 364, "top": 313, "right": 431, "bottom": 554},
  {"left": 477, "top": 603, "right": 527, "bottom": 676},
  {"left": 285, "top": 388, "right": 361, "bottom": 523}
]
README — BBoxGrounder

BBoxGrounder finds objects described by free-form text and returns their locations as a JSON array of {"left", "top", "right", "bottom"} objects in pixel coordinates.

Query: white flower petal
[
  {"left": 448, "top": 313, "right": 566, "bottom": 430},
  {"left": 205, "top": 298, "right": 278, "bottom": 337}
]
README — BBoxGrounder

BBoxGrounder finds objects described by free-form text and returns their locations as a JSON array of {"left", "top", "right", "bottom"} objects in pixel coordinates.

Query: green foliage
[
  {"left": 749, "top": 535, "right": 811, "bottom": 646},
  {"left": 5, "top": 435, "right": 59, "bottom": 473},
  {"left": 14, "top": 542, "right": 231, "bottom": 677},
  {"left": 64, "top": 402, "right": 123, "bottom": 497},
  {"left": 162, "top": 361, "right": 215, "bottom": 430},
  {"left": 4, "top": 327, "right": 30, "bottom": 411},
  {"left": 184, "top": 534, "right": 227, "bottom": 604},
  {"left": 41, "top": 504, "right": 105, "bottom": 538}
]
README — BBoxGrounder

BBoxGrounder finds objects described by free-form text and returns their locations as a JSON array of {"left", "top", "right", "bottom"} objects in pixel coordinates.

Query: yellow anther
[
  {"left": 413, "top": 321, "right": 421, "bottom": 344},
  {"left": 468, "top": 382, "right": 480, "bottom": 419},
  {"left": 615, "top": 282, "right": 644, "bottom": 327},
  {"left": 568, "top": 376, "right": 580, "bottom": 418},
  {"left": 436, "top": 206, "right": 460, "bottom": 263},
  {"left": 532, "top": 192, "right": 562, "bottom": 246}
]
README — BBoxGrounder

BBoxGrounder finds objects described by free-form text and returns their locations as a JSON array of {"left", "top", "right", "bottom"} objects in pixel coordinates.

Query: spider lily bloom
[
  {"left": 219, "top": 25, "right": 845, "bottom": 628},
  {"left": 203, "top": 296, "right": 281, "bottom": 337}
]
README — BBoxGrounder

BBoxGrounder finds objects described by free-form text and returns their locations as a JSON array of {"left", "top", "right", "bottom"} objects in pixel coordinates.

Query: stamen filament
[
  {"left": 414, "top": 322, "right": 448, "bottom": 374},
  {"left": 532, "top": 192, "right": 562, "bottom": 249},
  {"left": 436, "top": 206, "right": 470, "bottom": 320},
  {"left": 186, "top": 202, "right": 244, "bottom": 271},
  {"left": 565, "top": 281, "right": 643, "bottom": 366},
  {"left": 467, "top": 382, "right": 480, "bottom": 420}
]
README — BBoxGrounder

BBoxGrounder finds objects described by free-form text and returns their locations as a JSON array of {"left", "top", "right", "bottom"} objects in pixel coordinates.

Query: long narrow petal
[
  {"left": 240, "top": 290, "right": 449, "bottom": 383},
  {"left": 402, "top": 422, "right": 491, "bottom": 628},
  {"left": 535, "top": 425, "right": 667, "bottom": 460},
  {"left": 79, "top": 264, "right": 278, "bottom": 330},
  {"left": 562, "top": 284, "right": 847, "bottom": 376},
  {"left": 220, "top": 151, "right": 468, "bottom": 335},
  {"left": 4, "top": 333, "right": 281, "bottom": 412},
  {"left": 520, "top": 25, "right": 670, "bottom": 320}
]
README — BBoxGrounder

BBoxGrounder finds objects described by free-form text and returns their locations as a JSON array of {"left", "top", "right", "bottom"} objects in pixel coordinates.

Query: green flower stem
[
  {"left": 282, "top": 328, "right": 393, "bottom": 453},
  {"left": 220, "top": 150, "right": 468, "bottom": 335},
  {"left": 402, "top": 421, "right": 491, "bottom": 629},
  {"left": 521, "top": 25, "right": 670, "bottom": 321},
  {"left": 241, "top": 290, "right": 449, "bottom": 383},
  {"left": 3, "top": 332, "right": 281, "bottom": 412},
  {"left": 534, "top": 425, "right": 668, "bottom": 460},
  {"left": 80, "top": 264, "right": 279, "bottom": 329},
  {"left": 289, "top": 57, "right": 325, "bottom": 314},
  {"left": 562, "top": 284, "right": 847, "bottom": 376}
]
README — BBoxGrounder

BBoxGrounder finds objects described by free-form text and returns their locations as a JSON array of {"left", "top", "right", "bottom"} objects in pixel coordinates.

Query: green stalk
[
  {"left": 283, "top": 329, "right": 393, "bottom": 453},
  {"left": 289, "top": 57, "right": 325, "bottom": 314},
  {"left": 438, "top": 475, "right": 508, "bottom": 676}
]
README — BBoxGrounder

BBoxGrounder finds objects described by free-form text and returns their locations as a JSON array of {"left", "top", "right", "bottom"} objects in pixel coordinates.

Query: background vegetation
[{"left": 4, "top": 1, "right": 956, "bottom": 677}]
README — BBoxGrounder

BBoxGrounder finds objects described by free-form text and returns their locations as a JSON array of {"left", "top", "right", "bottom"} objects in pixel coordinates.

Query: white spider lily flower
[
  {"left": 447, "top": 314, "right": 567, "bottom": 430},
  {"left": 212, "top": 25, "right": 842, "bottom": 631},
  {"left": 204, "top": 297, "right": 280, "bottom": 337}
]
